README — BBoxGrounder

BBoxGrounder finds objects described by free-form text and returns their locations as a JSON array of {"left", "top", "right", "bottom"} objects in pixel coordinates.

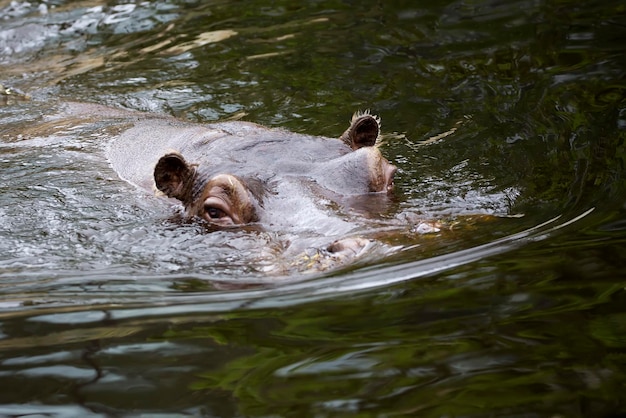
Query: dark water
[{"left": 1, "top": 0, "right": 625, "bottom": 416}]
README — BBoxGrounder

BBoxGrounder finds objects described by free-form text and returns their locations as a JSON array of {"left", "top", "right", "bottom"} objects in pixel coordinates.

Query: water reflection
[{"left": 1, "top": 0, "right": 625, "bottom": 416}]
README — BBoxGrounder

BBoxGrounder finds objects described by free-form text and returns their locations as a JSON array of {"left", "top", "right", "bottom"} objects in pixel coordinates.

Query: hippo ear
[
  {"left": 339, "top": 112, "right": 381, "bottom": 150},
  {"left": 154, "top": 153, "right": 195, "bottom": 202}
]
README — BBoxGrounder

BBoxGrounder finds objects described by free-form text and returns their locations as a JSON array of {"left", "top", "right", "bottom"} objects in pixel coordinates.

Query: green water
[{"left": 0, "top": 0, "right": 625, "bottom": 416}]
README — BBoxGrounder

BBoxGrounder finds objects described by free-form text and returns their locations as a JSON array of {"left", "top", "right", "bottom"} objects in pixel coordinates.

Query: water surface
[{"left": 0, "top": 0, "right": 625, "bottom": 416}]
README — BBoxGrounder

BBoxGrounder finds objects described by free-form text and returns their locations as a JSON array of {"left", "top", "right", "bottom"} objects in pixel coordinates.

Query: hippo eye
[{"left": 205, "top": 206, "right": 227, "bottom": 219}]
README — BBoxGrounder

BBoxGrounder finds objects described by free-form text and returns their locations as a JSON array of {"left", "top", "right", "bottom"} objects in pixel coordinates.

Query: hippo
[
  {"left": 107, "top": 109, "right": 396, "bottom": 228},
  {"left": 69, "top": 102, "right": 397, "bottom": 270}
]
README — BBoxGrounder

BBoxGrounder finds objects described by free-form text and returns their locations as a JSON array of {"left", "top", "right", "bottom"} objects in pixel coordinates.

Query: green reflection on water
[
  {"left": 160, "top": 253, "right": 625, "bottom": 417},
  {"left": 1, "top": 0, "right": 626, "bottom": 416}
]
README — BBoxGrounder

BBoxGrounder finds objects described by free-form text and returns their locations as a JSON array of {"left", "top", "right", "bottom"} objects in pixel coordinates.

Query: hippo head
[
  {"left": 153, "top": 154, "right": 261, "bottom": 226},
  {"left": 152, "top": 112, "right": 396, "bottom": 227}
]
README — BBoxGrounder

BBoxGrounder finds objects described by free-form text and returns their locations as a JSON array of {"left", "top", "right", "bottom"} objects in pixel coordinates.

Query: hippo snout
[
  {"left": 382, "top": 158, "right": 397, "bottom": 193},
  {"left": 363, "top": 146, "right": 397, "bottom": 194}
]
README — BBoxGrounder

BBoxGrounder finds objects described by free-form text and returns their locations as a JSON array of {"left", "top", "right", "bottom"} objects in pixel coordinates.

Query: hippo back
[{"left": 108, "top": 118, "right": 353, "bottom": 193}]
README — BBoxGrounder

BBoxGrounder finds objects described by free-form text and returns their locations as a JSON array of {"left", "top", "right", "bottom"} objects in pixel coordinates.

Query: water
[{"left": 1, "top": 0, "right": 625, "bottom": 416}]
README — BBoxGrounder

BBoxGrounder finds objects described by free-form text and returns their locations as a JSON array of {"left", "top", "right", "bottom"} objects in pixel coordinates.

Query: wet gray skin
[{"left": 73, "top": 102, "right": 397, "bottom": 270}]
